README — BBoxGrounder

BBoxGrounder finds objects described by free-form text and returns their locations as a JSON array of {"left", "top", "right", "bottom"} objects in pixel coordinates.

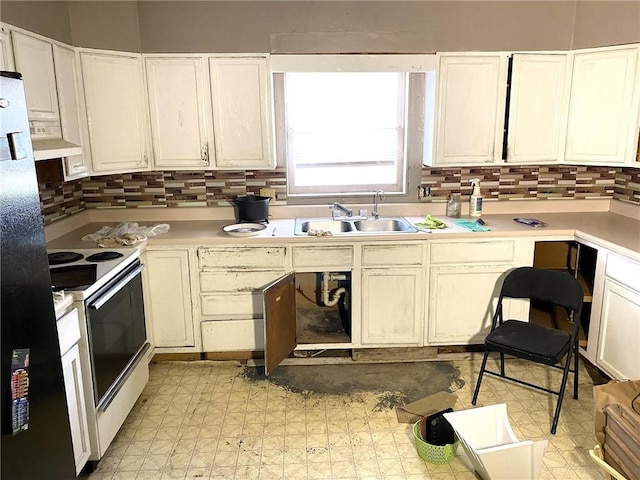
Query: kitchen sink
[
  {"left": 294, "top": 216, "right": 417, "bottom": 235},
  {"left": 296, "top": 219, "right": 355, "bottom": 235},
  {"left": 353, "top": 218, "right": 417, "bottom": 233}
]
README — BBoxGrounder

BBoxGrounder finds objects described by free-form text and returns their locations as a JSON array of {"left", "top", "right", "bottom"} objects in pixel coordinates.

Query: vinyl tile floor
[{"left": 83, "top": 357, "right": 605, "bottom": 480}]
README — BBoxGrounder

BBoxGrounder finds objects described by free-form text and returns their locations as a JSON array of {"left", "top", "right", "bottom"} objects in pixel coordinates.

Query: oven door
[{"left": 86, "top": 260, "right": 149, "bottom": 411}]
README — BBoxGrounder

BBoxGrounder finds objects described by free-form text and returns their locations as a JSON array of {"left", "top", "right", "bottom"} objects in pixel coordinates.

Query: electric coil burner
[
  {"left": 48, "top": 251, "right": 84, "bottom": 265},
  {"left": 86, "top": 251, "right": 124, "bottom": 262}
]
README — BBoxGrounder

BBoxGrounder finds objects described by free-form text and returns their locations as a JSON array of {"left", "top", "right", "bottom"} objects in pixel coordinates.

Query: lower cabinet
[
  {"left": 426, "top": 239, "right": 533, "bottom": 345},
  {"left": 197, "top": 245, "right": 288, "bottom": 353},
  {"left": 360, "top": 242, "right": 425, "bottom": 345},
  {"left": 143, "top": 248, "right": 197, "bottom": 351},
  {"left": 57, "top": 308, "right": 91, "bottom": 475},
  {"left": 591, "top": 252, "right": 640, "bottom": 379}
]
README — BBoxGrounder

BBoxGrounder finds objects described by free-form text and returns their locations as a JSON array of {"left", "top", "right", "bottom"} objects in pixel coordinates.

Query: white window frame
[{"left": 271, "top": 54, "right": 436, "bottom": 198}]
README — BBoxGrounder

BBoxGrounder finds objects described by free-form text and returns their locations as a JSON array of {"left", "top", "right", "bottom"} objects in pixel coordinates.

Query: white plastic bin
[{"left": 444, "top": 404, "right": 548, "bottom": 480}]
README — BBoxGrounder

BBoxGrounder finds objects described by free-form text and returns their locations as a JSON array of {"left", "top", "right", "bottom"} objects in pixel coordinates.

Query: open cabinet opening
[
  {"left": 263, "top": 271, "right": 352, "bottom": 375},
  {"left": 531, "top": 241, "right": 597, "bottom": 353},
  {"left": 295, "top": 272, "right": 351, "bottom": 345}
]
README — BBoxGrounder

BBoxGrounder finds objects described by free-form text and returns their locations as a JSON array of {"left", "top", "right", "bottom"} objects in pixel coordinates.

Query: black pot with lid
[{"left": 233, "top": 195, "right": 271, "bottom": 223}]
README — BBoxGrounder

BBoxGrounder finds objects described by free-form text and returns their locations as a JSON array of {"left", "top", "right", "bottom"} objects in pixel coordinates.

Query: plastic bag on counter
[{"left": 82, "top": 222, "right": 170, "bottom": 247}]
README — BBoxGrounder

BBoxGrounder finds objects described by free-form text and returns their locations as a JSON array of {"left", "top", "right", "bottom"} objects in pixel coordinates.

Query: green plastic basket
[{"left": 413, "top": 420, "right": 459, "bottom": 465}]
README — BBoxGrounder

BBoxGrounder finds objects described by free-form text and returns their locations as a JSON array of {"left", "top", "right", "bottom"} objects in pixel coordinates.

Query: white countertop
[{"left": 46, "top": 208, "right": 640, "bottom": 261}]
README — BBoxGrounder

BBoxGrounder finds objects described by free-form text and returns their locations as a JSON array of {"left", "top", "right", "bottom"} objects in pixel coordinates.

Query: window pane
[{"left": 285, "top": 72, "right": 406, "bottom": 195}]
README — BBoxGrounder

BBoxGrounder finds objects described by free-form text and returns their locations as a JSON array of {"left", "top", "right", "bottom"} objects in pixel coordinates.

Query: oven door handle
[{"left": 88, "top": 264, "right": 145, "bottom": 310}]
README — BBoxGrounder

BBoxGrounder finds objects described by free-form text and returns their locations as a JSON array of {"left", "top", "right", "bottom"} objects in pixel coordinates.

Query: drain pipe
[{"left": 322, "top": 272, "right": 347, "bottom": 307}]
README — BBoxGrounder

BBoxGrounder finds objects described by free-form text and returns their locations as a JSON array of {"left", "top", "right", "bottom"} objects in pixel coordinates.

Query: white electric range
[{"left": 48, "top": 247, "right": 141, "bottom": 300}]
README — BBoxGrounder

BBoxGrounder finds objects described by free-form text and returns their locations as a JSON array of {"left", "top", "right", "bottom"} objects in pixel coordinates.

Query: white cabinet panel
[
  {"left": 596, "top": 279, "right": 640, "bottom": 380},
  {"left": 432, "top": 53, "right": 508, "bottom": 165},
  {"left": 0, "top": 27, "right": 15, "bottom": 71},
  {"left": 53, "top": 44, "right": 89, "bottom": 180},
  {"left": 201, "top": 319, "right": 265, "bottom": 351},
  {"left": 145, "top": 57, "right": 212, "bottom": 169},
  {"left": 199, "top": 246, "right": 286, "bottom": 269},
  {"left": 144, "top": 249, "right": 195, "bottom": 349},
  {"left": 565, "top": 45, "right": 640, "bottom": 164},
  {"left": 427, "top": 265, "right": 507, "bottom": 345},
  {"left": 507, "top": 54, "right": 568, "bottom": 163},
  {"left": 11, "top": 31, "right": 59, "bottom": 121},
  {"left": 80, "top": 51, "right": 150, "bottom": 173},
  {"left": 61, "top": 344, "right": 91, "bottom": 474},
  {"left": 208, "top": 56, "right": 275, "bottom": 169},
  {"left": 292, "top": 245, "right": 353, "bottom": 269},
  {"left": 57, "top": 308, "right": 90, "bottom": 474},
  {"left": 361, "top": 268, "right": 423, "bottom": 345}
]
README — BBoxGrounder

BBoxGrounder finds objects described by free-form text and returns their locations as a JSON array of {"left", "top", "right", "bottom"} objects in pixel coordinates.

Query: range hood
[{"left": 32, "top": 137, "right": 82, "bottom": 161}]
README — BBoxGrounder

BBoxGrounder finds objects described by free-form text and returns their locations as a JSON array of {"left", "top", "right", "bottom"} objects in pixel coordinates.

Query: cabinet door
[
  {"left": 565, "top": 45, "right": 640, "bottom": 164},
  {"left": 61, "top": 344, "right": 91, "bottom": 474},
  {"left": 433, "top": 53, "right": 508, "bottom": 165},
  {"left": 80, "top": 51, "right": 150, "bottom": 173},
  {"left": 145, "top": 57, "right": 212, "bottom": 169},
  {"left": 53, "top": 45, "right": 89, "bottom": 180},
  {"left": 0, "top": 27, "right": 15, "bottom": 71},
  {"left": 144, "top": 250, "right": 195, "bottom": 349},
  {"left": 596, "top": 279, "right": 640, "bottom": 380},
  {"left": 428, "top": 264, "right": 508, "bottom": 345},
  {"left": 11, "top": 31, "right": 59, "bottom": 121},
  {"left": 507, "top": 54, "right": 568, "bottom": 163},
  {"left": 361, "top": 268, "right": 423, "bottom": 345},
  {"left": 263, "top": 272, "right": 296, "bottom": 375},
  {"left": 209, "top": 56, "right": 275, "bottom": 169}
]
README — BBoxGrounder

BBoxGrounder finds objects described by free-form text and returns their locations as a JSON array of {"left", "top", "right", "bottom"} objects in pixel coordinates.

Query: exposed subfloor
[{"left": 82, "top": 358, "right": 605, "bottom": 480}]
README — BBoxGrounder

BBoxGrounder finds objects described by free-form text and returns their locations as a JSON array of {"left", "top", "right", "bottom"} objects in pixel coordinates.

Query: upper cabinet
[
  {"left": 429, "top": 45, "right": 640, "bottom": 167},
  {"left": 145, "top": 56, "right": 213, "bottom": 169},
  {"left": 506, "top": 53, "right": 569, "bottom": 164},
  {"left": 12, "top": 31, "right": 59, "bottom": 122},
  {"left": 431, "top": 53, "right": 509, "bottom": 165},
  {"left": 143, "top": 54, "right": 275, "bottom": 170},
  {"left": 80, "top": 50, "right": 151, "bottom": 174},
  {"left": 208, "top": 56, "right": 275, "bottom": 169},
  {"left": 0, "top": 26, "right": 15, "bottom": 71},
  {"left": 52, "top": 45, "right": 89, "bottom": 180},
  {"left": 565, "top": 45, "right": 640, "bottom": 165}
]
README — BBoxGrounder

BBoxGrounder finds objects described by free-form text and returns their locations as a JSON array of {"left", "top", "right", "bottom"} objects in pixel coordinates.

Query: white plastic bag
[{"left": 82, "top": 222, "right": 170, "bottom": 247}]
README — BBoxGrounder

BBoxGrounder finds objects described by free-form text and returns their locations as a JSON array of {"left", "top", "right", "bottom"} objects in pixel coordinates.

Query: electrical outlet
[
  {"left": 417, "top": 186, "right": 431, "bottom": 199},
  {"left": 260, "top": 188, "right": 277, "bottom": 202}
]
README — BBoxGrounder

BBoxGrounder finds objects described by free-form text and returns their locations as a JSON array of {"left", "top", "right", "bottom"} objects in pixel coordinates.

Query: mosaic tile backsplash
[{"left": 38, "top": 166, "right": 640, "bottom": 225}]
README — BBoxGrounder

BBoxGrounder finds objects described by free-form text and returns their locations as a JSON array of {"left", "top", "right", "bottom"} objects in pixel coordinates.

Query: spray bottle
[{"left": 469, "top": 178, "right": 483, "bottom": 217}]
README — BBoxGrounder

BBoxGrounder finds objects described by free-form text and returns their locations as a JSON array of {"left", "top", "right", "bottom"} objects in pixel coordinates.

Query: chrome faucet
[
  {"left": 372, "top": 190, "right": 385, "bottom": 219},
  {"left": 332, "top": 202, "right": 353, "bottom": 219}
]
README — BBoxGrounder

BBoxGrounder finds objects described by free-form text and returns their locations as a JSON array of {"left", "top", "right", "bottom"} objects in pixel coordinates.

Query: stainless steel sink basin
[
  {"left": 294, "top": 216, "right": 417, "bottom": 235},
  {"left": 353, "top": 218, "right": 417, "bottom": 233},
  {"left": 295, "top": 219, "right": 354, "bottom": 235}
]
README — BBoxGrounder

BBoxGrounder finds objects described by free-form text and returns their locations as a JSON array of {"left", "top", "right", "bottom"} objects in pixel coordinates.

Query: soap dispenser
[{"left": 469, "top": 178, "right": 483, "bottom": 217}]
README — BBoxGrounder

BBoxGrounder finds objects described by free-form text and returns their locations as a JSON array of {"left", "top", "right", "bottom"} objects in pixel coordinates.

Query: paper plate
[{"left": 222, "top": 223, "right": 267, "bottom": 237}]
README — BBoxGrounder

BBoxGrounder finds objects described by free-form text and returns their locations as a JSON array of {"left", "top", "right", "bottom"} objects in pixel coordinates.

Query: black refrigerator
[{"left": 1, "top": 71, "right": 76, "bottom": 478}]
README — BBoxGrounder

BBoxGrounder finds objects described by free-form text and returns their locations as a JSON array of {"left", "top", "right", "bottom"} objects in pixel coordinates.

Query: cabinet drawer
[
  {"left": 292, "top": 245, "right": 353, "bottom": 268},
  {"left": 57, "top": 308, "right": 81, "bottom": 356},
  {"left": 198, "top": 246, "right": 286, "bottom": 269},
  {"left": 606, "top": 253, "right": 640, "bottom": 291},
  {"left": 200, "top": 270, "right": 285, "bottom": 293},
  {"left": 201, "top": 293, "right": 263, "bottom": 317},
  {"left": 362, "top": 243, "right": 423, "bottom": 266},
  {"left": 201, "top": 319, "right": 264, "bottom": 351},
  {"left": 430, "top": 240, "right": 515, "bottom": 264}
]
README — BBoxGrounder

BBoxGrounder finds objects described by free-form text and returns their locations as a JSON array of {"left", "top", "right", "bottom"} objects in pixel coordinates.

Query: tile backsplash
[{"left": 38, "top": 165, "right": 639, "bottom": 225}]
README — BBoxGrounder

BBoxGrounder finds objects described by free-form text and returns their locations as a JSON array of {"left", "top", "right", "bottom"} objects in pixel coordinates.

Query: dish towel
[{"left": 454, "top": 219, "right": 490, "bottom": 232}]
